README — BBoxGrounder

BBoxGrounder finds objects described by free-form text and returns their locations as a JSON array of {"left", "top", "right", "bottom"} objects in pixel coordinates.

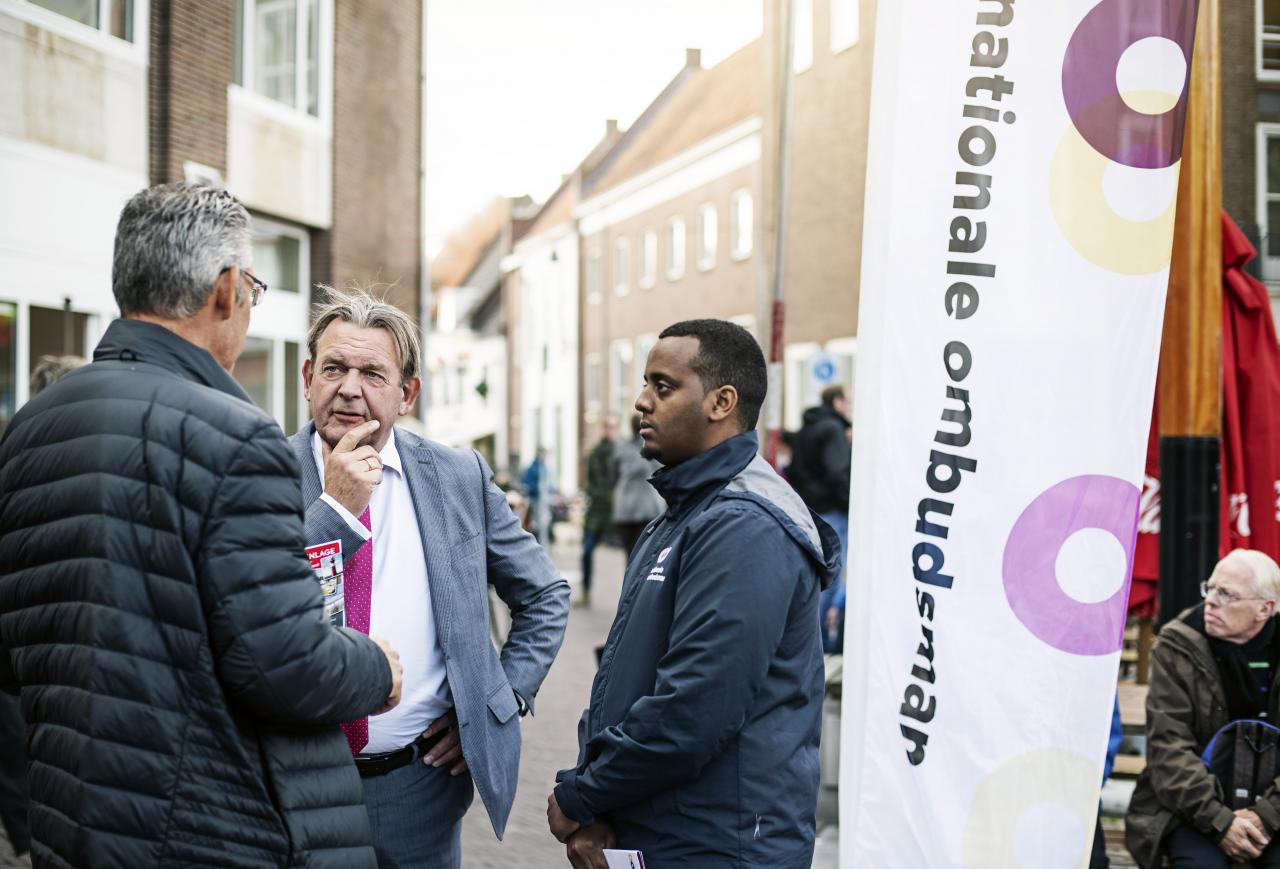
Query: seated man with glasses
[{"left": 1127, "top": 549, "right": 1280, "bottom": 868}]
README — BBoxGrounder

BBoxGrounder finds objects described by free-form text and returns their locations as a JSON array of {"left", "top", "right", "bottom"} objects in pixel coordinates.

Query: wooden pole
[{"left": 1157, "top": 0, "right": 1222, "bottom": 625}]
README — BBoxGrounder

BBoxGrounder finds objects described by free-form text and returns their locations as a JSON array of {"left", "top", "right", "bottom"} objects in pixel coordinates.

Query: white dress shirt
[{"left": 312, "top": 430, "right": 452, "bottom": 753}]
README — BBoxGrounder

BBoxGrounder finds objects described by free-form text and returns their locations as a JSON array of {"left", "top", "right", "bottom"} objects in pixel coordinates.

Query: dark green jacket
[{"left": 584, "top": 437, "right": 616, "bottom": 532}]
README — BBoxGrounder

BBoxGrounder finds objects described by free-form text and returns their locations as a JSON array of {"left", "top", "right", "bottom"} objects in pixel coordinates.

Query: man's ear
[
  {"left": 398, "top": 376, "right": 422, "bottom": 417},
  {"left": 706, "top": 385, "right": 739, "bottom": 423},
  {"left": 210, "top": 267, "right": 239, "bottom": 321},
  {"left": 302, "top": 357, "right": 314, "bottom": 400}
]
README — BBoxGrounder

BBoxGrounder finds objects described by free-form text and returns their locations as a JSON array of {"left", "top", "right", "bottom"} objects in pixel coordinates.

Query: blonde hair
[
  {"left": 307, "top": 285, "right": 421, "bottom": 382},
  {"left": 1220, "top": 549, "right": 1280, "bottom": 604}
]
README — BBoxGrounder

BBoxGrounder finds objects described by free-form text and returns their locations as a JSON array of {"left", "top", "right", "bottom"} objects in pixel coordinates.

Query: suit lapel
[
  {"left": 291, "top": 422, "right": 323, "bottom": 505},
  {"left": 399, "top": 430, "right": 458, "bottom": 641}
]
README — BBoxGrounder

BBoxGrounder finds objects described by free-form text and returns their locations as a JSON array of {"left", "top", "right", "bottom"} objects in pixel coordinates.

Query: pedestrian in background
[
  {"left": 789, "top": 384, "right": 852, "bottom": 652},
  {"left": 611, "top": 414, "right": 665, "bottom": 558},
  {"left": 579, "top": 416, "right": 619, "bottom": 608},
  {"left": 1126, "top": 549, "right": 1280, "bottom": 868},
  {"left": 0, "top": 183, "right": 402, "bottom": 867},
  {"left": 548, "top": 319, "right": 841, "bottom": 868},
  {"left": 523, "top": 447, "right": 553, "bottom": 543}
]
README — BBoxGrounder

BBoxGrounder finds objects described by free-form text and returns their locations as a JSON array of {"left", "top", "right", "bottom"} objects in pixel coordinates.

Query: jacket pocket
[{"left": 486, "top": 681, "right": 519, "bottom": 724}]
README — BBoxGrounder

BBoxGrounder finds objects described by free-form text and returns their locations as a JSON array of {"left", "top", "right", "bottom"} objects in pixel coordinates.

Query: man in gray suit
[{"left": 290, "top": 288, "right": 569, "bottom": 868}]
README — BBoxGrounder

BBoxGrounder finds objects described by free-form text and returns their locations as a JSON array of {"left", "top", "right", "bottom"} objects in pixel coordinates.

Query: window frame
[
  {"left": 250, "top": 212, "right": 310, "bottom": 295},
  {"left": 731, "top": 189, "right": 754, "bottom": 261},
  {"left": 1260, "top": 0, "right": 1280, "bottom": 82},
  {"left": 665, "top": 215, "right": 686, "bottom": 281},
  {"left": 584, "top": 352, "right": 602, "bottom": 413},
  {"left": 235, "top": 0, "right": 333, "bottom": 124},
  {"left": 1256, "top": 123, "right": 1280, "bottom": 284},
  {"left": 696, "top": 202, "right": 717, "bottom": 272},
  {"left": 586, "top": 247, "right": 603, "bottom": 306},
  {"left": 638, "top": 229, "right": 657, "bottom": 289},
  {"left": 7, "top": 0, "right": 148, "bottom": 62},
  {"left": 613, "top": 236, "right": 631, "bottom": 297},
  {"left": 792, "top": 0, "right": 813, "bottom": 74},
  {"left": 608, "top": 339, "right": 635, "bottom": 417},
  {"left": 830, "top": 0, "right": 860, "bottom": 54}
]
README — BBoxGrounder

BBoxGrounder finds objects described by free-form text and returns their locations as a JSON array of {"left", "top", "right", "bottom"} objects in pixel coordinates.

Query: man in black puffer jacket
[{"left": 0, "top": 183, "right": 402, "bottom": 868}]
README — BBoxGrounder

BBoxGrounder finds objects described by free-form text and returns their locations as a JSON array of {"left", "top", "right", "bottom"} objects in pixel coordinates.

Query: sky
[{"left": 424, "top": 0, "right": 763, "bottom": 246}]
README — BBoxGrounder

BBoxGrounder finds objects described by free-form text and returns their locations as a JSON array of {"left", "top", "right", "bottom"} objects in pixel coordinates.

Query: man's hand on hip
[
  {"left": 421, "top": 708, "right": 468, "bottom": 776},
  {"left": 370, "top": 635, "right": 402, "bottom": 714},
  {"left": 547, "top": 792, "right": 581, "bottom": 843},
  {"left": 323, "top": 419, "right": 382, "bottom": 516},
  {"left": 565, "top": 822, "right": 615, "bottom": 869}
]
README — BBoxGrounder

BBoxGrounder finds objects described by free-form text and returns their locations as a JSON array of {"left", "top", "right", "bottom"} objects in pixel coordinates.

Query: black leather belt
[{"left": 353, "top": 732, "right": 436, "bottom": 779}]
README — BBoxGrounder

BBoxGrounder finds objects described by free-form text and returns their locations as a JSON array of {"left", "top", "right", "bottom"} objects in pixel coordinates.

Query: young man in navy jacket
[{"left": 547, "top": 319, "right": 842, "bottom": 869}]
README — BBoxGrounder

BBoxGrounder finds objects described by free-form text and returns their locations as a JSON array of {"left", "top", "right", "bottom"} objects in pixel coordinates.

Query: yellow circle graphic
[
  {"left": 1049, "top": 122, "right": 1178, "bottom": 276},
  {"left": 963, "top": 748, "right": 1101, "bottom": 869}
]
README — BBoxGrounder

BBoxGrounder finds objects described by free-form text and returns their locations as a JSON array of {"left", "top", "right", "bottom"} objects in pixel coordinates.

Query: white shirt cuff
[{"left": 321, "top": 493, "right": 372, "bottom": 540}]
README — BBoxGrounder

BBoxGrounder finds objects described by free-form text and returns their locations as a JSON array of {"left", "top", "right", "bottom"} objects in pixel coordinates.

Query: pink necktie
[{"left": 341, "top": 507, "right": 373, "bottom": 755}]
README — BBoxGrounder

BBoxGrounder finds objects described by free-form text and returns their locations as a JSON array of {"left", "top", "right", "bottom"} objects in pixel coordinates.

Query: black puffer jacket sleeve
[{"left": 198, "top": 421, "right": 391, "bottom": 725}]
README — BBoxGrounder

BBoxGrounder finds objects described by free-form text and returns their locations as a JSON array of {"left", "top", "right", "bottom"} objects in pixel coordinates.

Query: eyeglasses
[
  {"left": 243, "top": 270, "right": 268, "bottom": 306},
  {"left": 1201, "top": 581, "right": 1264, "bottom": 606},
  {"left": 220, "top": 267, "right": 268, "bottom": 307}
]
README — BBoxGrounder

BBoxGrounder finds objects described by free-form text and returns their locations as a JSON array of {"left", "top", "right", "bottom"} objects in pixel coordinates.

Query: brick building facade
[{"left": 0, "top": 0, "right": 423, "bottom": 434}]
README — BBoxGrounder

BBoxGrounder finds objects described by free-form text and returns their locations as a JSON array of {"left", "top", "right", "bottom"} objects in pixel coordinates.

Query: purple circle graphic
[
  {"left": 1061, "top": 0, "right": 1199, "bottom": 169},
  {"left": 1002, "top": 475, "right": 1140, "bottom": 656}
]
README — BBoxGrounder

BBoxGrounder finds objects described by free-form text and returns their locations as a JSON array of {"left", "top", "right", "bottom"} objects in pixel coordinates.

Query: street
[{"left": 461, "top": 537, "right": 623, "bottom": 868}]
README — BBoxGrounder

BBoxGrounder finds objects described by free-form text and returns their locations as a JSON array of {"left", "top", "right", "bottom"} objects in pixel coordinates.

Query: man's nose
[
  {"left": 337, "top": 369, "right": 363, "bottom": 398},
  {"left": 634, "top": 390, "right": 651, "bottom": 413}
]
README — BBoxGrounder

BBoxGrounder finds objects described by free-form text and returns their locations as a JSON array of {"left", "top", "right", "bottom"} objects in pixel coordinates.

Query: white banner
[{"left": 841, "top": 1, "right": 1199, "bottom": 867}]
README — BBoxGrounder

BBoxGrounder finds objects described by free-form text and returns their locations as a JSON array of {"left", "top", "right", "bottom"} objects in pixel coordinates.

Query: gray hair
[
  {"left": 1221, "top": 548, "right": 1280, "bottom": 605},
  {"left": 112, "top": 183, "right": 252, "bottom": 318},
  {"left": 307, "top": 286, "right": 421, "bottom": 382},
  {"left": 30, "top": 355, "right": 85, "bottom": 396}
]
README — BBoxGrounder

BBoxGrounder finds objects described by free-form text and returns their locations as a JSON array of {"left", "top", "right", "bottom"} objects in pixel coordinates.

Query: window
[
  {"left": 236, "top": 0, "right": 325, "bottom": 117},
  {"left": 613, "top": 237, "right": 631, "bottom": 296},
  {"left": 586, "top": 248, "right": 603, "bottom": 305},
  {"left": 1257, "top": 125, "right": 1280, "bottom": 283},
  {"left": 0, "top": 304, "right": 15, "bottom": 435},
  {"left": 793, "top": 0, "right": 813, "bottom": 73},
  {"left": 584, "top": 353, "right": 602, "bottom": 411},
  {"left": 251, "top": 215, "right": 308, "bottom": 294},
  {"left": 609, "top": 340, "right": 634, "bottom": 416},
  {"left": 284, "top": 341, "right": 300, "bottom": 435},
  {"left": 697, "top": 204, "right": 718, "bottom": 271},
  {"left": 1262, "top": 0, "right": 1280, "bottom": 78},
  {"left": 635, "top": 334, "right": 657, "bottom": 379},
  {"left": 27, "top": 0, "right": 134, "bottom": 41},
  {"left": 639, "top": 230, "right": 657, "bottom": 289},
  {"left": 235, "top": 336, "right": 275, "bottom": 413},
  {"left": 666, "top": 216, "right": 686, "bottom": 280},
  {"left": 731, "top": 190, "right": 754, "bottom": 260},
  {"left": 831, "top": 0, "right": 859, "bottom": 53}
]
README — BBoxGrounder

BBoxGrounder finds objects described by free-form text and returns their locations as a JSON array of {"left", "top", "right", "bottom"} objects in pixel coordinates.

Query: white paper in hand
[{"left": 602, "top": 849, "right": 645, "bottom": 869}]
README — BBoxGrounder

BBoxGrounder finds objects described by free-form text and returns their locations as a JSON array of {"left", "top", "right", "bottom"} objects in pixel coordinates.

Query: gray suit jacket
[{"left": 290, "top": 423, "right": 569, "bottom": 838}]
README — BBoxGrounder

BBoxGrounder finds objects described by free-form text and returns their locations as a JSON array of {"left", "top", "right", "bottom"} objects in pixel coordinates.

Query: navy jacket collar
[
  {"left": 94, "top": 318, "right": 252, "bottom": 403},
  {"left": 649, "top": 431, "right": 760, "bottom": 514}
]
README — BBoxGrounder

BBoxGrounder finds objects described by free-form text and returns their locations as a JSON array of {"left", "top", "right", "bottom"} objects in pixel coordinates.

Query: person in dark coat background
[
  {"left": 579, "top": 416, "right": 619, "bottom": 607},
  {"left": 0, "top": 183, "right": 402, "bottom": 868},
  {"left": 788, "top": 384, "right": 852, "bottom": 651},
  {"left": 547, "top": 320, "right": 840, "bottom": 869}
]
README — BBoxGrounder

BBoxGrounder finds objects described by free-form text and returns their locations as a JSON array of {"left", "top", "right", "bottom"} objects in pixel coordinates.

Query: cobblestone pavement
[{"left": 461, "top": 537, "right": 625, "bottom": 869}]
